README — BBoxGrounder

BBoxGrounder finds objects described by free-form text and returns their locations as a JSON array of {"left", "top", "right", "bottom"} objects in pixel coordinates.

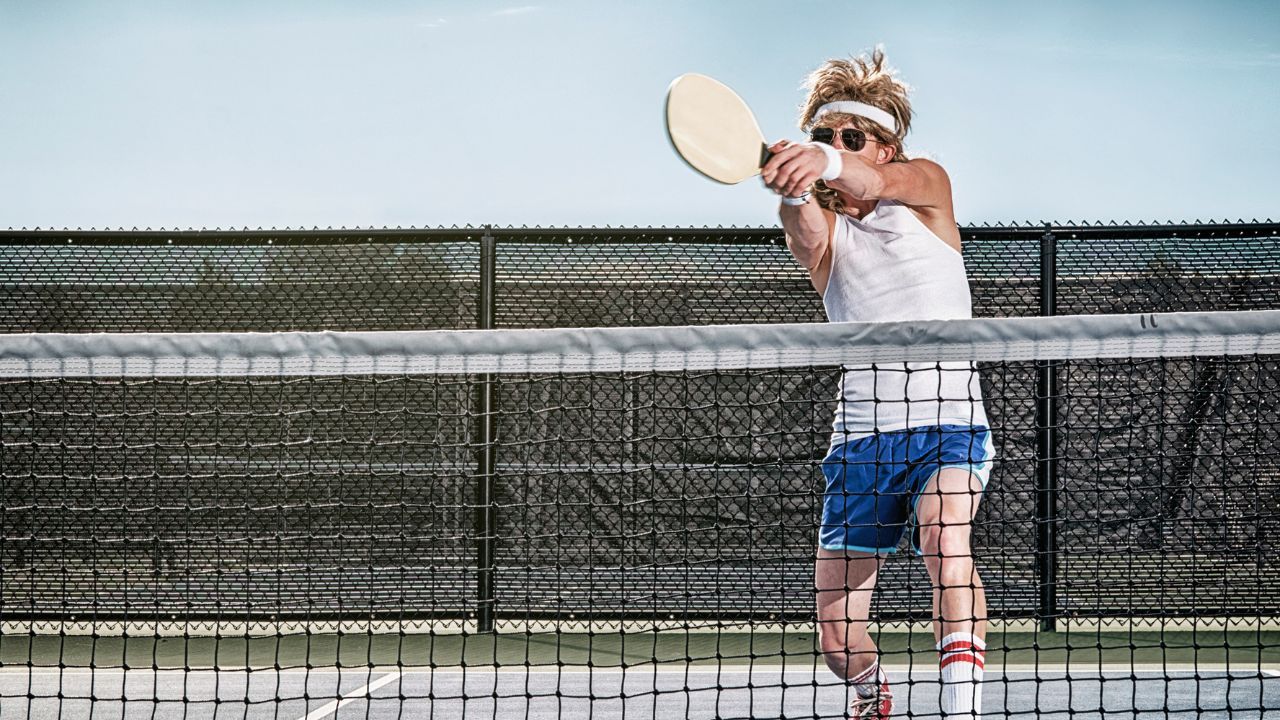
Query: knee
[
  {"left": 917, "top": 516, "right": 973, "bottom": 564},
  {"left": 815, "top": 619, "right": 876, "bottom": 678},
  {"left": 815, "top": 615, "right": 866, "bottom": 654}
]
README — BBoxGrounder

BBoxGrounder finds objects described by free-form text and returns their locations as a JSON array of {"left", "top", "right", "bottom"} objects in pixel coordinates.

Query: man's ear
[{"left": 877, "top": 144, "right": 897, "bottom": 164}]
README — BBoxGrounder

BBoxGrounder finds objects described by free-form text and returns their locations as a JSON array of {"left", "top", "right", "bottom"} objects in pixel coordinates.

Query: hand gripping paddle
[{"left": 664, "top": 73, "right": 773, "bottom": 184}]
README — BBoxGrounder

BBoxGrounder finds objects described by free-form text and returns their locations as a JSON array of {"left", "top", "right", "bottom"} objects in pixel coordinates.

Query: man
[{"left": 761, "top": 49, "right": 994, "bottom": 719}]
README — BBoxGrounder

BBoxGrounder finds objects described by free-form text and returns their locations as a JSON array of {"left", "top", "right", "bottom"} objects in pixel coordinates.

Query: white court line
[
  {"left": 374, "top": 664, "right": 1280, "bottom": 676},
  {"left": 7, "top": 664, "right": 1279, "bottom": 676},
  {"left": 297, "top": 671, "right": 400, "bottom": 720}
]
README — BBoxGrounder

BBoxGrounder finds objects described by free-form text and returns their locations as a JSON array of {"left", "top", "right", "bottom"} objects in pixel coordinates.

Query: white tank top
[{"left": 821, "top": 200, "right": 988, "bottom": 444}]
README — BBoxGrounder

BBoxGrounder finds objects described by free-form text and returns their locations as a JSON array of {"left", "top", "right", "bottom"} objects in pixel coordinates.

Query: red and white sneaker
[{"left": 848, "top": 681, "right": 893, "bottom": 718}]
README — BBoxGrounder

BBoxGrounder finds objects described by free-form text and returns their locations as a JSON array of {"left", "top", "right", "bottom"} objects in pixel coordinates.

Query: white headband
[{"left": 807, "top": 101, "right": 898, "bottom": 134}]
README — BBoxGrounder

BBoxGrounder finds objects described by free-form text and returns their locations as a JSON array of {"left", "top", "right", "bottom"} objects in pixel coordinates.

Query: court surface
[
  {"left": 3, "top": 629, "right": 1276, "bottom": 718},
  {"left": 2, "top": 665, "right": 1277, "bottom": 719}
]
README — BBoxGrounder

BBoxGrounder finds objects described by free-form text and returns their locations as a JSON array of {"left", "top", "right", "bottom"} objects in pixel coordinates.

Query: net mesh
[{"left": 2, "top": 311, "right": 1277, "bottom": 718}]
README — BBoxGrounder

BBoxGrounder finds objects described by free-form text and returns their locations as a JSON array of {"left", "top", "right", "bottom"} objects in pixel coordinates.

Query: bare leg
[
  {"left": 915, "top": 467, "right": 987, "bottom": 645},
  {"left": 814, "top": 548, "right": 884, "bottom": 680}
]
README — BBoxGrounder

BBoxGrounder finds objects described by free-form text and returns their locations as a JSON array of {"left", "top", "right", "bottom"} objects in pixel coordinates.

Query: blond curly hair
[{"left": 799, "top": 47, "right": 913, "bottom": 214}]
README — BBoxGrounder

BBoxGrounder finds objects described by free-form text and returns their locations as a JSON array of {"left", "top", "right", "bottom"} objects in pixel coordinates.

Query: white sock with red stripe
[
  {"left": 849, "top": 660, "right": 888, "bottom": 698},
  {"left": 938, "top": 632, "right": 985, "bottom": 717}
]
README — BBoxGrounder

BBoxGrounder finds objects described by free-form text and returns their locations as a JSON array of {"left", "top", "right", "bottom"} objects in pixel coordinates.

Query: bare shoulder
[
  {"left": 876, "top": 157, "right": 953, "bottom": 212},
  {"left": 897, "top": 159, "right": 961, "bottom": 250},
  {"left": 905, "top": 157, "right": 952, "bottom": 186}
]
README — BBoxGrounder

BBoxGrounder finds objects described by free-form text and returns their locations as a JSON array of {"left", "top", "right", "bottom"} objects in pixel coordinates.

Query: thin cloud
[
  {"left": 1036, "top": 42, "right": 1280, "bottom": 69},
  {"left": 417, "top": 7, "right": 540, "bottom": 30},
  {"left": 1226, "top": 51, "right": 1280, "bottom": 68},
  {"left": 490, "top": 6, "right": 541, "bottom": 17}
]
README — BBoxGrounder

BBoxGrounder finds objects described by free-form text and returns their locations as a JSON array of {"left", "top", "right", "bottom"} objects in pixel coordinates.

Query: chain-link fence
[
  {"left": 2, "top": 223, "right": 1277, "bottom": 628},
  {"left": 5, "top": 223, "right": 1276, "bottom": 333}
]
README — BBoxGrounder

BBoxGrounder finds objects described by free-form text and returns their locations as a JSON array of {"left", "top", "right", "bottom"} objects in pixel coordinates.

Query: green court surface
[{"left": 4, "top": 630, "right": 1276, "bottom": 670}]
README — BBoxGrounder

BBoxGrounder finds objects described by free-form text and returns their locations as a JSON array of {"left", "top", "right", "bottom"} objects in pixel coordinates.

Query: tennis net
[{"left": 1, "top": 310, "right": 1277, "bottom": 718}]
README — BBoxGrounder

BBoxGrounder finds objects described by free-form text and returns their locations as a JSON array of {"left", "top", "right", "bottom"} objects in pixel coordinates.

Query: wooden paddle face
[{"left": 665, "top": 73, "right": 769, "bottom": 185}]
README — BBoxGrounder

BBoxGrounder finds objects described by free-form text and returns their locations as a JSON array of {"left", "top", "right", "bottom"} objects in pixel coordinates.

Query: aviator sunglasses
[{"left": 809, "top": 127, "right": 882, "bottom": 151}]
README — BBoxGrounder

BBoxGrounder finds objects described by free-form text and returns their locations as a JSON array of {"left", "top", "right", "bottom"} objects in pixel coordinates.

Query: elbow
[
  {"left": 786, "top": 233, "right": 825, "bottom": 258},
  {"left": 785, "top": 233, "right": 827, "bottom": 268},
  {"left": 856, "top": 169, "right": 889, "bottom": 200}
]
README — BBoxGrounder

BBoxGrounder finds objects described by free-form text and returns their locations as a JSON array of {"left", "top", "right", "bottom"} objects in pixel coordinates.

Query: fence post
[
  {"left": 1035, "top": 224, "right": 1060, "bottom": 632},
  {"left": 473, "top": 226, "right": 498, "bottom": 633}
]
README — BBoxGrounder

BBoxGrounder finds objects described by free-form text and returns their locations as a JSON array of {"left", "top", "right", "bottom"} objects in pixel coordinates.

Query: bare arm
[
  {"left": 782, "top": 199, "right": 835, "bottom": 280},
  {"left": 764, "top": 143, "right": 952, "bottom": 209},
  {"left": 762, "top": 140, "right": 838, "bottom": 293},
  {"left": 829, "top": 155, "right": 952, "bottom": 209},
  {"left": 763, "top": 143, "right": 960, "bottom": 249}
]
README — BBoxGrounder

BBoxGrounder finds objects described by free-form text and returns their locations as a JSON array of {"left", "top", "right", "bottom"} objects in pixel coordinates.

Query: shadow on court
[
  {"left": 1, "top": 667, "right": 1276, "bottom": 719},
  {"left": 2, "top": 631, "right": 1276, "bottom": 718}
]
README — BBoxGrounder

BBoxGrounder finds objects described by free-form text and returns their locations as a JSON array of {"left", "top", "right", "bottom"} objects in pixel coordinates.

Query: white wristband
[
  {"left": 780, "top": 192, "right": 810, "bottom": 206},
  {"left": 808, "top": 141, "right": 843, "bottom": 181}
]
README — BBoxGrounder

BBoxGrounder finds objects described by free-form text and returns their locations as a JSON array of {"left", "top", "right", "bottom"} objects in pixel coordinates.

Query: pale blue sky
[{"left": 1, "top": 0, "right": 1277, "bottom": 229}]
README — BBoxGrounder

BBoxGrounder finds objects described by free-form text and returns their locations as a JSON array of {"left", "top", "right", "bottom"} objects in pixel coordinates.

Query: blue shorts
[{"left": 819, "top": 424, "right": 995, "bottom": 554}]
